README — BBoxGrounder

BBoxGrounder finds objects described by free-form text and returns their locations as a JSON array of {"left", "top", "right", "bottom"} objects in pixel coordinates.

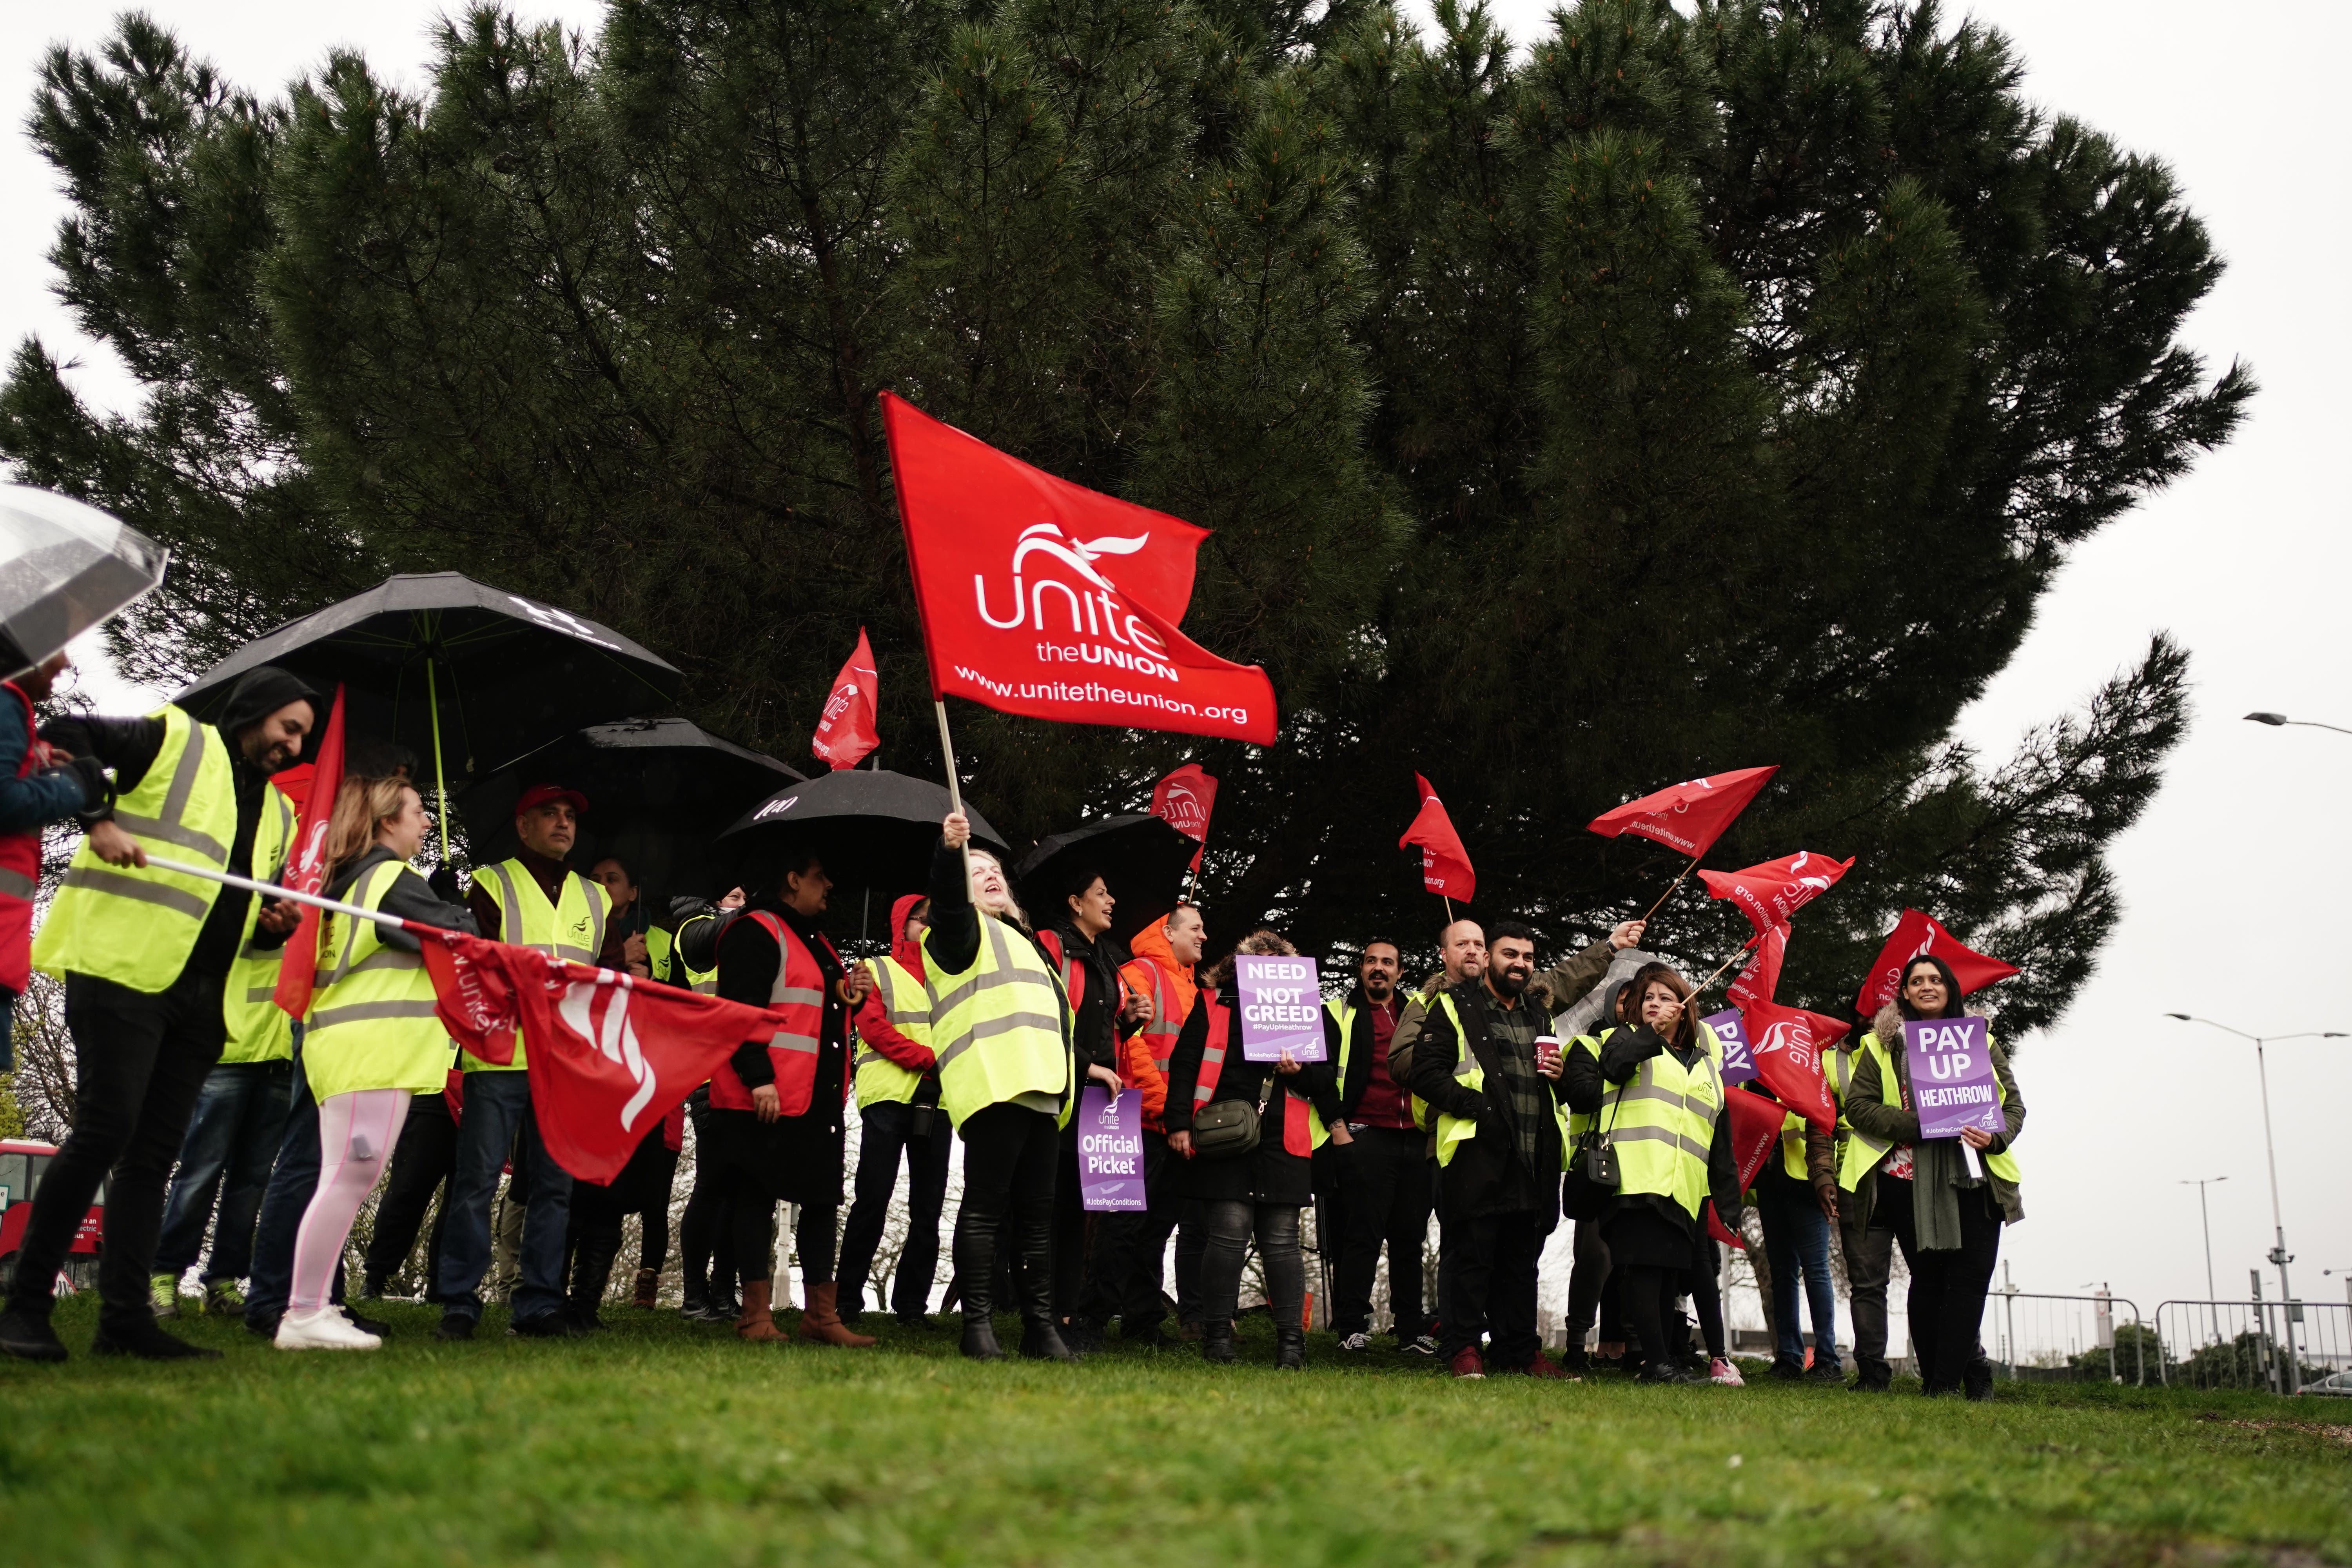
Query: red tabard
[
  {"left": 1037, "top": 929, "right": 1089, "bottom": 1017},
  {"left": 0, "top": 681, "right": 44, "bottom": 991},
  {"left": 706, "top": 913, "right": 831, "bottom": 1117},
  {"left": 1193, "top": 997, "right": 1310, "bottom": 1157}
]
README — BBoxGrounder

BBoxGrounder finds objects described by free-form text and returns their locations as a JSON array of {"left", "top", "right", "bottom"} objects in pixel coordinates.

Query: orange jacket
[{"left": 1118, "top": 922, "right": 1197, "bottom": 1132}]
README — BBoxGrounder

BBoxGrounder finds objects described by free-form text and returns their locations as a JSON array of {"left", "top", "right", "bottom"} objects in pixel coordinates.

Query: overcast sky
[{"left": 5, "top": 1, "right": 2347, "bottom": 1349}]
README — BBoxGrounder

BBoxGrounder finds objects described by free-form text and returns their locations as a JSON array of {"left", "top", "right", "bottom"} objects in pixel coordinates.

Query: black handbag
[
  {"left": 1561, "top": 1083, "right": 1628, "bottom": 1220},
  {"left": 1189, "top": 1095, "right": 1261, "bottom": 1161}
]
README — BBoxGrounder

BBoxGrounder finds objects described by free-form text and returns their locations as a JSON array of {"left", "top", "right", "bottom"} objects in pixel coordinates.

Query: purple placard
[
  {"left": 1236, "top": 955, "right": 1327, "bottom": 1062},
  {"left": 1078, "top": 1085, "right": 1147, "bottom": 1212},
  {"left": 1902, "top": 1016, "right": 2002, "bottom": 1139},
  {"left": 1704, "top": 1009, "right": 1758, "bottom": 1086}
]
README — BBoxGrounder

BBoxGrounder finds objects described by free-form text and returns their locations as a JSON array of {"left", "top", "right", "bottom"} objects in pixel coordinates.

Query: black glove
[
  {"left": 428, "top": 865, "right": 465, "bottom": 903},
  {"left": 62, "top": 754, "right": 112, "bottom": 820}
]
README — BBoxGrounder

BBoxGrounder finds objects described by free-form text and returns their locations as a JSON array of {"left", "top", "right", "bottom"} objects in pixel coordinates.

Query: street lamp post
[
  {"left": 2164, "top": 1016, "right": 2348, "bottom": 1392},
  {"left": 2181, "top": 1176, "right": 2229, "bottom": 1347},
  {"left": 2245, "top": 712, "right": 2352, "bottom": 737}
]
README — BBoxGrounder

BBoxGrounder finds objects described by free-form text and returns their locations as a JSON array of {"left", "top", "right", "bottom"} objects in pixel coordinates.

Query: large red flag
[
  {"left": 1400, "top": 774, "right": 1475, "bottom": 901},
  {"left": 1152, "top": 763, "right": 1218, "bottom": 874},
  {"left": 1726, "top": 920, "right": 1788, "bottom": 1011},
  {"left": 812, "top": 628, "right": 880, "bottom": 771},
  {"left": 272, "top": 684, "right": 347, "bottom": 1019},
  {"left": 1737, "top": 997, "right": 1847, "bottom": 1133},
  {"left": 1700, "top": 850, "right": 1855, "bottom": 935},
  {"left": 1852, "top": 909, "right": 2020, "bottom": 1017},
  {"left": 416, "top": 929, "right": 788, "bottom": 1183},
  {"left": 1725, "top": 1085, "right": 1790, "bottom": 1191},
  {"left": 1586, "top": 766, "right": 1778, "bottom": 858},
  {"left": 882, "top": 392, "right": 1277, "bottom": 744}
]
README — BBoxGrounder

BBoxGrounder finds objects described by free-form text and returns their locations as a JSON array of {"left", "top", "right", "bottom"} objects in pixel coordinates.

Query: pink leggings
[{"left": 289, "top": 1089, "right": 412, "bottom": 1312}]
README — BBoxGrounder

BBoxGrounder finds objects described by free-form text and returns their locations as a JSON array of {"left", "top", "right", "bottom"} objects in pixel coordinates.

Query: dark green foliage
[{"left": 0, "top": 0, "right": 2247, "bottom": 1032}]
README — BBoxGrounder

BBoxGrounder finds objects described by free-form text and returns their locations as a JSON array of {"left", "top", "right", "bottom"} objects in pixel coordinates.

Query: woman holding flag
[
  {"left": 276, "top": 775, "right": 477, "bottom": 1350},
  {"left": 1843, "top": 955, "right": 2025, "bottom": 1399}
]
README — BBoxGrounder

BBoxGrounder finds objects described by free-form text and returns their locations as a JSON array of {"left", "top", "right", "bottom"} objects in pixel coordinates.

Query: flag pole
[
  {"left": 932, "top": 699, "right": 976, "bottom": 900},
  {"left": 1688, "top": 931, "right": 1765, "bottom": 1001},
  {"left": 1443, "top": 895, "right": 1454, "bottom": 923},
  {"left": 149, "top": 856, "right": 402, "bottom": 931},
  {"left": 1639, "top": 853, "right": 1702, "bottom": 923}
]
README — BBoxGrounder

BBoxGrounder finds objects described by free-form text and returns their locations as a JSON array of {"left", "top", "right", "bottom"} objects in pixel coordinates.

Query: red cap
[{"left": 515, "top": 782, "right": 588, "bottom": 819}]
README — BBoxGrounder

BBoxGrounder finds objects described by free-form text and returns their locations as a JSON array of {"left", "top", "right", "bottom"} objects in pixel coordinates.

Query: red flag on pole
[
  {"left": 1725, "top": 1085, "right": 1791, "bottom": 1192},
  {"left": 1726, "top": 920, "right": 1789, "bottom": 1011},
  {"left": 1852, "top": 909, "right": 2020, "bottom": 1017},
  {"left": 1699, "top": 850, "right": 1855, "bottom": 935},
  {"left": 811, "top": 628, "right": 880, "bottom": 771},
  {"left": 416, "top": 930, "right": 789, "bottom": 1183},
  {"left": 1738, "top": 997, "right": 1848, "bottom": 1133},
  {"left": 1585, "top": 766, "right": 1779, "bottom": 858},
  {"left": 1400, "top": 774, "right": 1475, "bottom": 901},
  {"left": 271, "top": 683, "right": 347, "bottom": 1020},
  {"left": 881, "top": 392, "right": 1278, "bottom": 745},
  {"left": 1152, "top": 763, "right": 1218, "bottom": 874}
]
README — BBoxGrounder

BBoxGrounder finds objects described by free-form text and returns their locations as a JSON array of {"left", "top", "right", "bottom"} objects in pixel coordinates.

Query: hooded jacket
[
  {"left": 1118, "top": 920, "right": 1198, "bottom": 1131},
  {"left": 853, "top": 893, "right": 938, "bottom": 1074}
]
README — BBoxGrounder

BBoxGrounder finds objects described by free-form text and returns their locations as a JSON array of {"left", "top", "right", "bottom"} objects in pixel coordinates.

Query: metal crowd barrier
[
  {"left": 2154, "top": 1298, "right": 2352, "bottom": 1394},
  {"left": 1980, "top": 1289, "right": 2148, "bottom": 1384}
]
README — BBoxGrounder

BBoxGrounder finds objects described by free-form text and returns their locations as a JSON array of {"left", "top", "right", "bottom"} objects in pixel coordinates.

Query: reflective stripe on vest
[
  {"left": 707, "top": 911, "right": 829, "bottom": 1117},
  {"left": 1138, "top": 962, "right": 1183, "bottom": 1078},
  {"left": 927, "top": 912, "right": 1071, "bottom": 1130},
  {"left": 673, "top": 911, "right": 720, "bottom": 994},
  {"left": 32, "top": 705, "right": 234, "bottom": 993},
  {"left": 302, "top": 859, "right": 456, "bottom": 1100},
  {"left": 1430, "top": 990, "right": 1568, "bottom": 1170},
  {"left": 1325, "top": 995, "right": 1356, "bottom": 1086},
  {"left": 219, "top": 785, "right": 298, "bottom": 1064},
  {"left": 467, "top": 859, "right": 607, "bottom": 1069},
  {"left": 1595, "top": 1023, "right": 1724, "bottom": 1217},
  {"left": 853, "top": 955, "right": 931, "bottom": 1109}
]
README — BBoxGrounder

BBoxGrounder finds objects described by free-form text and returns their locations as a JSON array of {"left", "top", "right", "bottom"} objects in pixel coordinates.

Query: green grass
[{"left": 1, "top": 1296, "right": 2346, "bottom": 1567}]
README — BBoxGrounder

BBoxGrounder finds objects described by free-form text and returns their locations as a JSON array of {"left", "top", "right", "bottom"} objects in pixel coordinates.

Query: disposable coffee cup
[{"left": 1534, "top": 1034, "right": 1563, "bottom": 1069}]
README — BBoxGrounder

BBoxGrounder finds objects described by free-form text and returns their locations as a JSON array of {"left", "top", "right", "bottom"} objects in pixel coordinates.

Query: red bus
[{"left": 0, "top": 1139, "right": 103, "bottom": 1294}]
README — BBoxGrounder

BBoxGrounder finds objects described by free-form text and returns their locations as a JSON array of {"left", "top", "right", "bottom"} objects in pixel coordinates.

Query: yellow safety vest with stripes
[
  {"left": 302, "top": 858, "right": 456, "bottom": 1101},
  {"left": 33, "top": 704, "right": 233, "bottom": 992},
  {"left": 854, "top": 955, "right": 931, "bottom": 1109},
  {"left": 466, "top": 858, "right": 607, "bottom": 1071},
  {"left": 1826, "top": 1042, "right": 1888, "bottom": 1190},
  {"left": 1571, "top": 1022, "right": 1726, "bottom": 1218},
  {"left": 925, "top": 911, "right": 1074, "bottom": 1131},
  {"left": 218, "top": 784, "right": 298, "bottom": 1065},
  {"left": 670, "top": 910, "right": 720, "bottom": 994},
  {"left": 1837, "top": 1029, "right": 2021, "bottom": 1190},
  {"left": 1427, "top": 990, "right": 1570, "bottom": 1171}
]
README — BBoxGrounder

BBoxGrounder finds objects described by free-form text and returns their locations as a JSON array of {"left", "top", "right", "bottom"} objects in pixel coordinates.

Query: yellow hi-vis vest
[
  {"left": 467, "top": 858, "right": 608, "bottom": 1071},
  {"left": 926, "top": 911, "right": 1073, "bottom": 1131},
  {"left": 1427, "top": 990, "right": 1570, "bottom": 1171},
  {"left": 854, "top": 954, "right": 930, "bottom": 1109},
  {"left": 219, "top": 784, "right": 298, "bottom": 1065},
  {"left": 670, "top": 910, "right": 720, "bottom": 994},
  {"left": 1837, "top": 1029, "right": 2022, "bottom": 1190},
  {"left": 644, "top": 923, "right": 673, "bottom": 984},
  {"left": 34, "top": 705, "right": 234, "bottom": 992},
  {"left": 303, "top": 858, "right": 455, "bottom": 1101},
  {"left": 1826, "top": 1041, "right": 1889, "bottom": 1190},
  {"left": 1573, "top": 1021, "right": 1726, "bottom": 1218}
]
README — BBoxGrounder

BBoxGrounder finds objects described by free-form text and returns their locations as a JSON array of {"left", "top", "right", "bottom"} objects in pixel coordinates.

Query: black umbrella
[
  {"left": 0, "top": 485, "right": 170, "bottom": 678},
  {"left": 1015, "top": 813, "right": 1196, "bottom": 942},
  {"left": 175, "top": 572, "right": 680, "bottom": 856},
  {"left": 717, "top": 769, "right": 1010, "bottom": 897},
  {"left": 457, "top": 719, "right": 805, "bottom": 897}
]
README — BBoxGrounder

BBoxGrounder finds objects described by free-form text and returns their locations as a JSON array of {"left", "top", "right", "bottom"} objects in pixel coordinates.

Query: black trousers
[
  {"left": 837, "top": 1098, "right": 953, "bottom": 1318},
  {"left": 727, "top": 1174, "right": 839, "bottom": 1291},
  {"left": 681, "top": 1099, "right": 736, "bottom": 1304},
  {"left": 1088, "top": 1131, "right": 1178, "bottom": 1329},
  {"left": 1331, "top": 1125, "right": 1433, "bottom": 1339},
  {"left": 8, "top": 969, "right": 226, "bottom": 1327},
  {"left": 365, "top": 1091, "right": 457, "bottom": 1292},
  {"left": 1199, "top": 1199, "right": 1303, "bottom": 1328},
  {"left": 1566, "top": 1220, "right": 1611, "bottom": 1344},
  {"left": 1439, "top": 1207, "right": 1547, "bottom": 1368},
  {"left": 1879, "top": 1182, "right": 2002, "bottom": 1392},
  {"left": 952, "top": 1102, "right": 1059, "bottom": 1323},
  {"left": 1052, "top": 1131, "right": 1091, "bottom": 1321}
]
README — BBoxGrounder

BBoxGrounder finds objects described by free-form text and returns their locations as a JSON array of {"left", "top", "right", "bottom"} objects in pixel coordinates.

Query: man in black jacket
[{"left": 1325, "top": 940, "right": 1432, "bottom": 1353}]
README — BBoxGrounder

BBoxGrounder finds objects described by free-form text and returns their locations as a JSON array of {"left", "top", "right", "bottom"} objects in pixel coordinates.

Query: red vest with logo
[
  {"left": 707, "top": 912, "right": 831, "bottom": 1117},
  {"left": 0, "top": 682, "right": 49, "bottom": 991},
  {"left": 1192, "top": 992, "right": 1310, "bottom": 1157}
]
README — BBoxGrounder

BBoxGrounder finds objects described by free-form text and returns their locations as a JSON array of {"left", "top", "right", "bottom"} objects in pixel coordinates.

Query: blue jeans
[
  {"left": 1756, "top": 1167, "right": 1838, "bottom": 1367},
  {"left": 155, "top": 1059, "right": 293, "bottom": 1283},
  {"left": 436, "top": 1072, "right": 572, "bottom": 1323},
  {"left": 243, "top": 1028, "right": 345, "bottom": 1328}
]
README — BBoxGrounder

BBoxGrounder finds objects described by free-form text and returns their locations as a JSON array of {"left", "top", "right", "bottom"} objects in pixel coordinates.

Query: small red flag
[
  {"left": 1400, "top": 774, "right": 1475, "bottom": 901},
  {"left": 1738, "top": 996, "right": 1848, "bottom": 1133},
  {"left": 812, "top": 628, "right": 880, "bottom": 771},
  {"left": 1725, "top": 1085, "right": 1791, "bottom": 1192},
  {"left": 1151, "top": 763, "right": 1218, "bottom": 874},
  {"left": 272, "top": 683, "right": 347, "bottom": 1020},
  {"left": 1853, "top": 909, "right": 2020, "bottom": 1017},
  {"left": 1700, "top": 850, "right": 1855, "bottom": 935},
  {"left": 882, "top": 392, "right": 1277, "bottom": 744},
  {"left": 416, "top": 929, "right": 789, "bottom": 1183},
  {"left": 1726, "top": 921, "right": 1788, "bottom": 1011},
  {"left": 1586, "top": 766, "right": 1779, "bottom": 858}
]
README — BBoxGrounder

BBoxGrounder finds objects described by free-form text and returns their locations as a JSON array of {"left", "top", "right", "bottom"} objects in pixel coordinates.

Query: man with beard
[
  {"left": 1325, "top": 939, "right": 1434, "bottom": 1355},
  {"left": 0, "top": 667, "right": 318, "bottom": 1362}
]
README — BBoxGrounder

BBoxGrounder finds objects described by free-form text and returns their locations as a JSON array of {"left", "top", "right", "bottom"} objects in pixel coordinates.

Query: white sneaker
[
  {"left": 1338, "top": 1332, "right": 1372, "bottom": 1352},
  {"left": 1710, "top": 1356, "right": 1745, "bottom": 1387},
  {"left": 275, "top": 1306, "right": 383, "bottom": 1351}
]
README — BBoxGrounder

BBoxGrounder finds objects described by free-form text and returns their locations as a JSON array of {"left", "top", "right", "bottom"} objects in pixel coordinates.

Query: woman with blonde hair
[{"left": 274, "top": 776, "right": 476, "bottom": 1350}]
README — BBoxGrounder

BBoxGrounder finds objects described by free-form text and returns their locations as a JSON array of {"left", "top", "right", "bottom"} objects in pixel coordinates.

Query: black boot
[
  {"left": 956, "top": 1212, "right": 1006, "bottom": 1361},
  {"left": 1013, "top": 1213, "right": 1076, "bottom": 1361},
  {"left": 1852, "top": 1356, "right": 1893, "bottom": 1392},
  {"left": 567, "top": 1229, "right": 622, "bottom": 1331},
  {"left": 1276, "top": 1323, "right": 1305, "bottom": 1371},
  {"left": 1963, "top": 1357, "right": 1996, "bottom": 1402},
  {"left": 92, "top": 1314, "right": 221, "bottom": 1361},
  {"left": 0, "top": 1304, "right": 68, "bottom": 1363},
  {"left": 1201, "top": 1320, "right": 1237, "bottom": 1365}
]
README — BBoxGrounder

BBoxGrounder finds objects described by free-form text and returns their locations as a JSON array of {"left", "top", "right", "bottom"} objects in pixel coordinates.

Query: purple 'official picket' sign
[
  {"left": 1236, "top": 955, "right": 1327, "bottom": 1062},
  {"left": 1704, "top": 1009, "right": 1758, "bottom": 1086},
  {"left": 1902, "top": 1016, "right": 2003, "bottom": 1139},
  {"left": 1078, "top": 1085, "right": 1147, "bottom": 1212}
]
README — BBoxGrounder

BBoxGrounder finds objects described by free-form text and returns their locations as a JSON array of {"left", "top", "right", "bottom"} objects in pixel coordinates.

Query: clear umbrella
[{"left": 0, "top": 486, "right": 170, "bottom": 678}]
